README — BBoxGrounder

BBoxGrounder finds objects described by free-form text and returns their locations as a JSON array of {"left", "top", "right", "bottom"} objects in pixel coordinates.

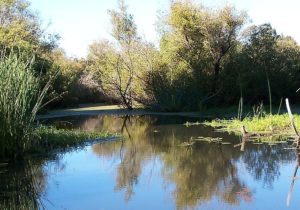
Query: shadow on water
[
  {"left": 0, "top": 159, "right": 46, "bottom": 210},
  {"left": 0, "top": 154, "right": 66, "bottom": 210},
  {"left": 1, "top": 115, "right": 300, "bottom": 209}
]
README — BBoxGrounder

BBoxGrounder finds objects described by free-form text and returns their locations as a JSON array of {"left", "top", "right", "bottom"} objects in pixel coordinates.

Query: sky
[{"left": 29, "top": 0, "right": 300, "bottom": 58}]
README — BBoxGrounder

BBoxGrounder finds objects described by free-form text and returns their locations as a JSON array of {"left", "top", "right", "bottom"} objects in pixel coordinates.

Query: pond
[{"left": 1, "top": 115, "right": 300, "bottom": 210}]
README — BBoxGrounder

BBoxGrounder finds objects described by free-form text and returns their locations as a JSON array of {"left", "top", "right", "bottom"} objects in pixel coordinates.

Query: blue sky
[{"left": 29, "top": 0, "right": 300, "bottom": 58}]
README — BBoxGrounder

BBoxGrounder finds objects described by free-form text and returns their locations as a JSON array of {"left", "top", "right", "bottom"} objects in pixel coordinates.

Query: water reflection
[
  {"left": 0, "top": 154, "right": 68, "bottom": 210},
  {"left": 242, "top": 143, "right": 294, "bottom": 188},
  {"left": 287, "top": 148, "right": 300, "bottom": 206},
  {"left": 0, "top": 159, "right": 46, "bottom": 210},
  {"left": 1, "top": 115, "right": 300, "bottom": 209},
  {"left": 80, "top": 115, "right": 296, "bottom": 209}
]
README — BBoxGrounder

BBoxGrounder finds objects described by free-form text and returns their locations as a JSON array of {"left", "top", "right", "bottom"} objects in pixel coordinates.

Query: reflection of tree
[
  {"left": 161, "top": 144, "right": 244, "bottom": 209},
  {"left": 93, "top": 115, "right": 154, "bottom": 201},
  {"left": 0, "top": 160, "right": 46, "bottom": 210},
  {"left": 113, "top": 115, "right": 140, "bottom": 200},
  {"left": 0, "top": 154, "right": 67, "bottom": 210},
  {"left": 242, "top": 144, "right": 295, "bottom": 188},
  {"left": 92, "top": 116, "right": 247, "bottom": 208},
  {"left": 114, "top": 145, "right": 141, "bottom": 201},
  {"left": 87, "top": 115, "right": 296, "bottom": 209}
]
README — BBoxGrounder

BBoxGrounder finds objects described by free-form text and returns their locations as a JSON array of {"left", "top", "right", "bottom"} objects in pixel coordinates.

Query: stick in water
[{"left": 285, "top": 98, "right": 299, "bottom": 137}]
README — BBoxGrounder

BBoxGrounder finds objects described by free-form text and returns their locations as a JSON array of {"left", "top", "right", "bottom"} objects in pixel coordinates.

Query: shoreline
[{"left": 37, "top": 105, "right": 209, "bottom": 119}]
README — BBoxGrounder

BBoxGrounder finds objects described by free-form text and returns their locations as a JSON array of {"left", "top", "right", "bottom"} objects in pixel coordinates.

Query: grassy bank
[
  {"left": 32, "top": 126, "right": 119, "bottom": 153},
  {"left": 0, "top": 126, "right": 119, "bottom": 160},
  {"left": 0, "top": 52, "right": 119, "bottom": 159},
  {"left": 204, "top": 114, "right": 298, "bottom": 138}
]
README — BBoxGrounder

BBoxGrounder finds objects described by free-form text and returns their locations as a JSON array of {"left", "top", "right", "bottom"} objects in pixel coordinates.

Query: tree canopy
[{"left": 1, "top": 0, "right": 300, "bottom": 111}]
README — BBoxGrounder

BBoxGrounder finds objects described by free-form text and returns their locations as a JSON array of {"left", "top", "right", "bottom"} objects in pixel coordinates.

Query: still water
[{"left": 1, "top": 115, "right": 300, "bottom": 210}]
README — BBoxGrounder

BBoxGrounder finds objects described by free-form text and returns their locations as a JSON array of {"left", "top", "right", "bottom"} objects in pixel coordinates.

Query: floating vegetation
[
  {"left": 195, "top": 137, "right": 223, "bottom": 143},
  {"left": 178, "top": 141, "right": 195, "bottom": 147},
  {"left": 179, "top": 136, "right": 228, "bottom": 147},
  {"left": 221, "top": 142, "right": 231, "bottom": 145},
  {"left": 184, "top": 100, "right": 300, "bottom": 148},
  {"left": 203, "top": 114, "right": 298, "bottom": 139},
  {"left": 184, "top": 121, "right": 200, "bottom": 127}
]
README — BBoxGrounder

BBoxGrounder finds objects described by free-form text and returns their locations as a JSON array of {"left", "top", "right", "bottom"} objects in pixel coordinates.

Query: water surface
[{"left": 1, "top": 115, "right": 300, "bottom": 210}]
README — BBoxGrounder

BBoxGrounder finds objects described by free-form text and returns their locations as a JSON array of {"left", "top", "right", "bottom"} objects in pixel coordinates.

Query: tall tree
[
  {"left": 107, "top": 0, "right": 139, "bottom": 109},
  {"left": 158, "top": 1, "right": 246, "bottom": 109},
  {"left": 0, "top": 0, "right": 57, "bottom": 52}
]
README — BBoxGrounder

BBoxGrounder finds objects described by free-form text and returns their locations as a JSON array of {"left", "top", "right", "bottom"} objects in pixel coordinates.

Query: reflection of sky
[
  {"left": 42, "top": 143, "right": 300, "bottom": 210},
  {"left": 29, "top": 0, "right": 300, "bottom": 58},
  {"left": 234, "top": 161, "right": 299, "bottom": 210},
  {"left": 39, "top": 115, "right": 300, "bottom": 209},
  {"left": 43, "top": 145, "right": 176, "bottom": 210}
]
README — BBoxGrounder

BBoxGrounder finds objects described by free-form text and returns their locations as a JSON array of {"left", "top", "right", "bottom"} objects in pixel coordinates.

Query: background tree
[
  {"left": 0, "top": 0, "right": 42, "bottom": 51},
  {"left": 222, "top": 24, "right": 300, "bottom": 108},
  {"left": 47, "top": 49, "right": 105, "bottom": 107},
  {"left": 87, "top": 0, "right": 160, "bottom": 110},
  {"left": 153, "top": 1, "right": 246, "bottom": 110},
  {"left": 107, "top": 0, "right": 139, "bottom": 109},
  {"left": 0, "top": 0, "right": 59, "bottom": 72}
]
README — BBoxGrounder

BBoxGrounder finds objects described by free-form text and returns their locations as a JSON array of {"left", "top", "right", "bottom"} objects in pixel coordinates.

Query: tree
[
  {"left": 87, "top": 0, "right": 159, "bottom": 110},
  {"left": 207, "top": 6, "right": 246, "bottom": 92},
  {"left": 0, "top": 0, "right": 57, "bottom": 52},
  {"left": 107, "top": 0, "right": 139, "bottom": 109},
  {"left": 87, "top": 40, "right": 120, "bottom": 102},
  {"left": 222, "top": 23, "right": 300, "bottom": 106},
  {"left": 88, "top": 1, "right": 300, "bottom": 111},
  {"left": 157, "top": 1, "right": 246, "bottom": 110}
]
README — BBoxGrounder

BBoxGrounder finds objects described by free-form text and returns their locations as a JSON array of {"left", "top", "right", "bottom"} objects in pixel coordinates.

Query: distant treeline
[{"left": 1, "top": 0, "right": 300, "bottom": 111}]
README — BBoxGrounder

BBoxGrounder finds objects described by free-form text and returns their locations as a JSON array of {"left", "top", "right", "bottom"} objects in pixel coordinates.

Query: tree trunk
[{"left": 212, "top": 59, "right": 221, "bottom": 93}]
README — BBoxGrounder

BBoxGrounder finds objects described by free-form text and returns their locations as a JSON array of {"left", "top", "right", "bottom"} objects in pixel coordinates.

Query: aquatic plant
[
  {"left": 34, "top": 126, "right": 118, "bottom": 152},
  {"left": 204, "top": 114, "right": 300, "bottom": 138},
  {"left": 0, "top": 52, "right": 53, "bottom": 158}
]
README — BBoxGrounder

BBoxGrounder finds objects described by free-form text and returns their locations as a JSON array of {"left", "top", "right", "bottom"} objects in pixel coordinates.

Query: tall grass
[
  {"left": 0, "top": 52, "right": 52, "bottom": 158},
  {"left": 205, "top": 114, "right": 297, "bottom": 134}
]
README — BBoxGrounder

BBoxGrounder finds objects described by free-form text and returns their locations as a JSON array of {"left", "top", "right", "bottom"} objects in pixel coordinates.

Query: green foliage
[
  {"left": 205, "top": 114, "right": 298, "bottom": 137},
  {"left": 46, "top": 49, "right": 104, "bottom": 107},
  {"left": 108, "top": 0, "right": 137, "bottom": 46},
  {"left": 149, "top": 1, "right": 247, "bottom": 110},
  {"left": 87, "top": 1, "right": 160, "bottom": 109},
  {"left": 0, "top": 0, "right": 41, "bottom": 51},
  {"left": 2, "top": 0, "right": 300, "bottom": 115},
  {"left": 222, "top": 24, "right": 300, "bottom": 105},
  {"left": 85, "top": 1, "right": 300, "bottom": 111},
  {"left": 33, "top": 126, "right": 116, "bottom": 152},
  {"left": 0, "top": 0, "right": 58, "bottom": 58},
  {"left": 0, "top": 52, "right": 51, "bottom": 158},
  {"left": 105, "top": 0, "right": 139, "bottom": 109}
]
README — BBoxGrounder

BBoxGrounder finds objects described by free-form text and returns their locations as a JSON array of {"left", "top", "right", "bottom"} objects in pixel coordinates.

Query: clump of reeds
[{"left": 0, "top": 51, "right": 52, "bottom": 158}]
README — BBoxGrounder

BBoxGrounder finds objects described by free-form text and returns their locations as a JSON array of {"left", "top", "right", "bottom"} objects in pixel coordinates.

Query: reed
[{"left": 0, "top": 51, "right": 52, "bottom": 158}]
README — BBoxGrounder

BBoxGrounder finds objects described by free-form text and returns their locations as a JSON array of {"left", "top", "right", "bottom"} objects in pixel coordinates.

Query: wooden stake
[{"left": 285, "top": 98, "right": 299, "bottom": 136}]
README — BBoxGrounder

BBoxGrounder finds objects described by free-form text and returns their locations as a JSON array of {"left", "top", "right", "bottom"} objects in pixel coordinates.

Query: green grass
[
  {"left": 204, "top": 114, "right": 299, "bottom": 137},
  {"left": 32, "top": 126, "right": 119, "bottom": 153}
]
